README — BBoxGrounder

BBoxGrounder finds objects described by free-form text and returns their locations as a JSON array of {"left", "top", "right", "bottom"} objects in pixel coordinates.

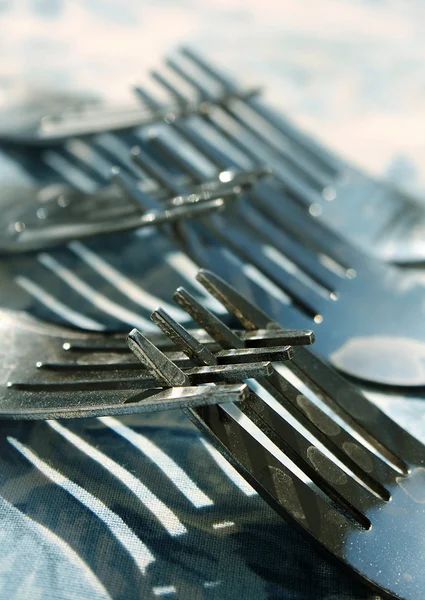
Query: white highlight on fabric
[
  {"left": 47, "top": 421, "right": 186, "bottom": 536},
  {"left": 68, "top": 241, "right": 189, "bottom": 322},
  {"left": 0, "top": 495, "right": 111, "bottom": 600},
  {"left": 15, "top": 275, "right": 104, "bottom": 331},
  {"left": 203, "top": 581, "right": 222, "bottom": 589},
  {"left": 7, "top": 437, "right": 155, "bottom": 574},
  {"left": 212, "top": 521, "right": 235, "bottom": 529},
  {"left": 153, "top": 585, "right": 177, "bottom": 596},
  {"left": 38, "top": 252, "right": 154, "bottom": 330},
  {"left": 100, "top": 417, "right": 213, "bottom": 508}
]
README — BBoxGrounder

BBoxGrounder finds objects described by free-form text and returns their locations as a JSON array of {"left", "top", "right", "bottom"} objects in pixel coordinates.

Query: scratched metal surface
[{"left": 1, "top": 1, "right": 425, "bottom": 599}]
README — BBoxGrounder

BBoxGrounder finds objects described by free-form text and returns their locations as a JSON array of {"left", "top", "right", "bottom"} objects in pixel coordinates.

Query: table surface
[{"left": 1, "top": 2, "right": 425, "bottom": 599}]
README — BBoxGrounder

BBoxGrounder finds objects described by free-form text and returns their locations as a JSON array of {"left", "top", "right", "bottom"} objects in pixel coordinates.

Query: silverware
[
  {"left": 0, "top": 171, "right": 246, "bottom": 254},
  {"left": 0, "top": 305, "right": 304, "bottom": 418},
  {"left": 0, "top": 87, "right": 258, "bottom": 146},
  {"left": 174, "top": 47, "right": 425, "bottom": 266},
  {"left": 114, "top": 122, "right": 425, "bottom": 389},
  {"left": 11, "top": 82, "right": 425, "bottom": 387},
  {"left": 166, "top": 268, "right": 425, "bottom": 600}
]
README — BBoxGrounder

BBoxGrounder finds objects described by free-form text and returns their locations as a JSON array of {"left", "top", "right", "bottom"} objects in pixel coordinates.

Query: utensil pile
[{"left": 1, "top": 47, "right": 425, "bottom": 600}]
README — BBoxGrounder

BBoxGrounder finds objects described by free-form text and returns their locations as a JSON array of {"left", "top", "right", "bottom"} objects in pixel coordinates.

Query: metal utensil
[
  {"left": 0, "top": 306, "right": 294, "bottom": 418},
  {"left": 0, "top": 289, "right": 312, "bottom": 418},
  {"left": 167, "top": 268, "right": 425, "bottom": 600},
  {"left": 11, "top": 93, "right": 425, "bottom": 388},
  {"left": 0, "top": 87, "right": 258, "bottom": 147},
  {"left": 0, "top": 170, "right": 245, "bottom": 254},
  {"left": 172, "top": 47, "right": 425, "bottom": 266},
  {"left": 108, "top": 121, "right": 425, "bottom": 389}
]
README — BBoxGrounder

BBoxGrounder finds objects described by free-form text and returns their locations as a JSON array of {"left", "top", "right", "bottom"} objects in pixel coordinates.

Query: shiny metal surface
[
  {"left": 0, "top": 171, "right": 245, "bottom": 254},
  {"left": 175, "top": 47, "right": 425, "bottom": 266},
  {"left": 180, "top": 269, "right": 425, "bottom": 600},
  {"left": 0, "top": 309, "right": 258, "bottom": 419},
  {"left": 110, "top": 116, "right": 425, "bottom": 388},
  {"left": 0, "top": 86, "right": 258, "bottom": 146},
  {"left": 6, "top": 49, "right": 425, "bottom": 390},
  {"left": 0, "top": 289, "right": 306, "bottom": 418}
]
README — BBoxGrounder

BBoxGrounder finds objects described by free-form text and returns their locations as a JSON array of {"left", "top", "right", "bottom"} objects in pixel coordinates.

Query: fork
[
  {"left": 0, "top": 167, "right": 252, "bottom": 253},
  {"left": 14, "top": 97, "right": 425, "bottom": 389},
  {"left": 170, "top": 47, "right": 425, "bottom": 266},
  {"left": 113, "top": 122, "right": 425, "bottom": 389},
  {"left": 0, "top": 303, "right": 311, "bottom": 418},
  {"left": 0, "top": 85, "right": 258, "bottom": 147},
  {"left": 143, "top": 268, "right": 425, "bottom": 600}
]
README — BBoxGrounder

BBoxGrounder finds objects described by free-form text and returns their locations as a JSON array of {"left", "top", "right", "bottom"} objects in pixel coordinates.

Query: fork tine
[
  {"left": 0, "top": 383, "right": 249, "bottom": 419},
  {"left": 110, "top": 167, "right": 158, "bottom": 211},
  {"left": 173, "top": 121, "right": 239, "bottom": 172},
  {"left": 133, "top": 86, "right": 164, "bottom": 111},
  {"left": 177, "top": 275, "right": 403, "bottom": 490},
  {"left": 239, "top": 329, "right": 314, "bottom": 347},
  {"left": 165, "top": 57, "right": 261, "bottom": 107},
  {"left": 165, "top": 56, "right": 329, "bottom": 191},
  {"left": 174, "top": 287, "right": 244, "bottom": 349},
  {"left": 130, "top": 145, "right": 182, "bottom": 195},
  {"left": 196, "top": 269, "right": 275, "bottom": 330},
  {"left": 40, "top": 345, "right": 294, "bottom": 371},
  {"left": 127, "top": 327, "right": 190, "bottom": 386},
  {"left": 11, "top": 362, "right": 273, "bottom": 389},
  {"left": 151, "top": 70, "right": 189, "bottom": 106},
  {"left": 59, "top": 328, "right": 307, "bottom": 354},
  {"left": 195, "top": 270, "right": 419, "bottom": 468},
  {"left": 189, "top": 402, "right": 361, "bottom": 534},
  {"left": 151, "top": 306, "right": 217, "bottom": 365},
  {"left": 146, "top": 130, "right": 206, "bottom": 183},
  {"left": 179, "top": 46, "right": 341, "bottom": 177}
]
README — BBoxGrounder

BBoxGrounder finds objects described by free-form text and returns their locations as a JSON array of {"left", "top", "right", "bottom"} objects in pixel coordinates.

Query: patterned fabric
[
  {"left": 1, "top": 1, "right": 425, "bottom": 598},
  {"left": 0, "top": 415, "right": 379, "bottom": 600}
]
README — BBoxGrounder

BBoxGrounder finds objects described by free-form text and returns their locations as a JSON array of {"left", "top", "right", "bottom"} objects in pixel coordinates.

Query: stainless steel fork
[
  {"left": 0, "top": 86, "right": 258, "bottom": 146},
  {"left": 0, "top": 168, "right": 251, "bottom": 253},
  {"left": 10, "top": 88, "right": 425, "bottom": 388},
  {"left": 0, "top": 298, "right": 313, "bottom": 419},
  {"left": 111, "top": 123, "right": 425, "bottom": 389},
  {"left": 172, "top": 47, "right": 425, "bottom": 266},
  {"left": 161, "top": 269, "right": 425, "bottom": 600}
]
